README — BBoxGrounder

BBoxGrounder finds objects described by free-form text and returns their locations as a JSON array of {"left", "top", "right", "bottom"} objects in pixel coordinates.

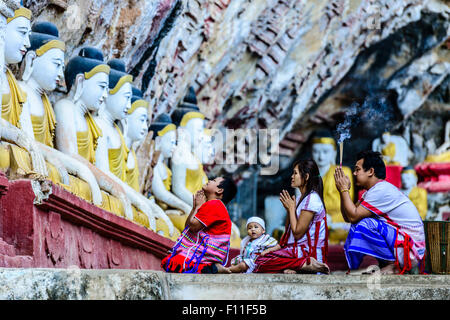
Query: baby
[{"left": 228, "top": 217, "right": 278, "bottom": 273}]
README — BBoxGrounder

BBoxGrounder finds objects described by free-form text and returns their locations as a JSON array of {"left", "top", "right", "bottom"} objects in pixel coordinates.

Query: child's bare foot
[
  {"left": 300, "top": 258, "right": 330, "bottom": 274},
  {"left": 215, "top": 263, "right": 232, "bottom": 274},
  {"left": 283, "top": 269, "right": 297, "bottom": 274}
]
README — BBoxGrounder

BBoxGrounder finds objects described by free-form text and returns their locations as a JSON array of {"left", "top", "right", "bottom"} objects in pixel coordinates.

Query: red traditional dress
[
  {"left": 161, "top": 199, "right": 231, "bottom": 273},
  {"left": 253, "top": 191, "right": 329, "bottom": 273}
]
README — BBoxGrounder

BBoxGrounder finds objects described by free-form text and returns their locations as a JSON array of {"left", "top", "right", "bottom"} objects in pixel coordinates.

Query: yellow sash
[
  {"left": 185, "top": 158, "right": 207, "bottom": 194},
  {"left": 126, "top": 149, "right": 140, "bottom": 192},
  {"left": 77, "top": 113, "right": 102, "bottom": 164},
  {"left": 108, "top": 124, "right": 129, "bottom": 182},
  {"left": 163, "top": 163, "right": 172, "bottom": 191},
  {"left": 30, "top": 93, "right": 56, "bottom": 148},
  {"left": 2, "top": 69, "right": 26, "bottom": 128}
]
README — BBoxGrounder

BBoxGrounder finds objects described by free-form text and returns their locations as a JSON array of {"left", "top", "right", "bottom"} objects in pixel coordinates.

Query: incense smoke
[
  {"left": 335, "top": 102, "right": 361, "bottom": 143},
  {"left": 335, "top": 94, "right": 398, "bottom": 143}
]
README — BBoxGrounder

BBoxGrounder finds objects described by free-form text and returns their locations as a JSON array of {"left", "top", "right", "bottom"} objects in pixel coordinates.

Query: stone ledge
[{"left": 0, "top": 268, "right": 448, "bottom": 300}]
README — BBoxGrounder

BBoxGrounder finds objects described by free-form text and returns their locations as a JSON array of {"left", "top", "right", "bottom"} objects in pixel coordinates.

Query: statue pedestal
[
  {"left": 415, "top": 162, "right": 450, "bottom": 193},
  {"left": 0, "top": 177, "right": 174, "bottom": 269}
]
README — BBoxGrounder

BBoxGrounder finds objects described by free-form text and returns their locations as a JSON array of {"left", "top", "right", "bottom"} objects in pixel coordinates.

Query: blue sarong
[{"left": 344, "top": 217, "right": 398, "bottom": 270}]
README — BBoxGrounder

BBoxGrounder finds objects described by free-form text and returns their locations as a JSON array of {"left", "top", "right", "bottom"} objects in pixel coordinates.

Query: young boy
[
  {"left": 161, "top": 176, "right": 237, "bottom": 274},
  {"left": 228, "top": 217, "right": 278, "bottom": 273}
]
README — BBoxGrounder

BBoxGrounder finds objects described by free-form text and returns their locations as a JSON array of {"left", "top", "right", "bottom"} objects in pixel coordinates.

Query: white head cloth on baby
[{"left": 246, "top": 217, "right": 265, "bottom": 230}]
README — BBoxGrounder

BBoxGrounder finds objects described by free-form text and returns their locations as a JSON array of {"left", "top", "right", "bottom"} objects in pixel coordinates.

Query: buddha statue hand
[
  {"left": 149, "top": 197, "right": 175, "bottom": 236},
  {"left": 182, "top": 203, "right": 193, "bottom": 216},
  {"left": 37, "top": 144, "right": 70, "bottom": 185},
  {"left": 116, "top": 191, "right": 133, "bottom": 221},
  {"left": 0, "top": 118, "right": 48, "bottom": 177}
]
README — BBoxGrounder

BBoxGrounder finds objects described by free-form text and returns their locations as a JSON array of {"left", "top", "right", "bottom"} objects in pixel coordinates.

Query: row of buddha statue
[{"left": 0, "top": 7, "right": 241, "bottom": 247}]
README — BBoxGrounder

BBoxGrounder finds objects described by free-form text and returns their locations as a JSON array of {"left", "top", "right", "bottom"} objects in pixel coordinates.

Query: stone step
[
  {"left": 0, "top": 255, "right": 33, "bottom": 268},
  {"left": 0, "top": 238, "right": 15, "bottom": 257},
  {"left": 0, "top": 268, "right": 448, "bottom": 300}
]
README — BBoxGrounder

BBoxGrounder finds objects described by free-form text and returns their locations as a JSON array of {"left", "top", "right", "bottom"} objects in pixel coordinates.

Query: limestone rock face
[
  {"left": 24, "top": 0, "right": 449, "bottom": 175},
  {"left": 24, "top": 0, "right": 450, "bottom": 162}
]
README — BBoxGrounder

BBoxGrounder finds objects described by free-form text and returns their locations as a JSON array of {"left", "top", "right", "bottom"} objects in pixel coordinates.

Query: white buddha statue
[
  {"left": 94, "top": 59, "right": 173, "bottom": 235},
  {"left": 150, "top": 113, "right": 191, "bottom": 215},
  {"left": 17, "top": 22, "right": 103, "bottom": 206},
  {"left": 401, "top": 166, "right": 427, "bottom": 220},
  {"left": 54, "top": 47, "right": 138, "bottom": 216},
  {"left": 425, "top": 120, "right": 450, "bottom": 163},
  {"left": 311, "top": 130, "right": 354, "bottom": 244},
  {"left": 0, "top": 7, "right": 47, "bottom": 177},
  {"left": 119, "top": 87, "right": 177, "bottom": 237},
  {"left": 372, "top": 131, "right": 413, "bottom": 167},
  {"left": 170, "top": 87, "right": 207, "bottom": 207}
]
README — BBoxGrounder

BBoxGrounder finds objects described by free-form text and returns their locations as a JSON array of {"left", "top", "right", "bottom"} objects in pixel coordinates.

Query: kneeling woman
[{"left": 254, "top": 159, "right": 330, "bottom": 274}]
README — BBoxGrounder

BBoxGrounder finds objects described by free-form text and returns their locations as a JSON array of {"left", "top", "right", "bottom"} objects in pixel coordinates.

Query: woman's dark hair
[
  {"left": 356, "top": 150, "right": 386, "bottom": 179},
  {"left": 292, "top": 159, "right": 325, "bottom": 210},
  {"left": 217, "top": 176, "right": 237, "bottom": 205}
]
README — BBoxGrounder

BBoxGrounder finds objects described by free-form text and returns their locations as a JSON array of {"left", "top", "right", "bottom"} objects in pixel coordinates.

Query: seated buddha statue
[
  {"left": 170, "top": 87, "right": 207, "bottom": 207},
  {"left": 54, "top": 47, "right": 141, "bottom": 217},
  {"left": 372, "top": 131, "right": 412, "bottom": 167},
  {"left": 199, "top": 127, "right": 241, "bottom": 248},
  {"left": 94, "top": 58, "right": 173, "bottom": 235},
  {"left": 401, "top": 166, "right": 428, "bottom": 220},
  {"left": 0, "top": 7, "right": 47, "bottom": 177},
  {"left": 424, "top": 120, "right": 450, "bottom": 163},
  {"left": 150, "top": 114, "right": 191, "bottom": 213},
  {"left": 311, "top": 130, "right": 354, "bottom": 244},
  {"left": 120, "top": 86, "right": 178, "bottom": 238},
  {"left": 17, "top": 21, "right": 103, "bottom": 205}
]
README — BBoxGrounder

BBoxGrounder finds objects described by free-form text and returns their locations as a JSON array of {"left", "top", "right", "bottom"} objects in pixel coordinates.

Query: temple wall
[{"left": 0, "top": 175, "right": 173, "bottom": 269}]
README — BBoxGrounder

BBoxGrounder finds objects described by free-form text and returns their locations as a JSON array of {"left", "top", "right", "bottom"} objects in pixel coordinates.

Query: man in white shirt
[{"left": 334, "top": 150, "right": 425, "bottom": 274}]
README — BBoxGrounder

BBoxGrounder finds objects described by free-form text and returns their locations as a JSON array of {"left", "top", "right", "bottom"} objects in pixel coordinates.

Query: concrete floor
[{"left": 0, "top": 268, "right": 448, "bottom": 300}]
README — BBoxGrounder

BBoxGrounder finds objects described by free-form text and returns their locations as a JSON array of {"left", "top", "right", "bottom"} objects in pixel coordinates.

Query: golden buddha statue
[
  {"left": 372, "top": 131, "right": 412, "bottom": 167},
  {"left": 401, "top": 166, "right": 428, "bottom": 220},
  {"left": 311, "top": 131, "right": 354, "bottom": 244}
]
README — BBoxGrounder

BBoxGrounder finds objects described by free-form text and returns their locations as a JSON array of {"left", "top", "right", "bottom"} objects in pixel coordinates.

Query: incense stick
[{"left": 339, "top": 141, "right": 343, "bottom": 167}]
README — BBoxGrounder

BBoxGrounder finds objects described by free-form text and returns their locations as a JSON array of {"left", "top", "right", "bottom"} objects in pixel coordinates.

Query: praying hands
[
  {"left": 279, "top": 190, "right": 296, "bottom": 214},
  {"left": 193, "top": 190, "right": 206, "bottom": 209},
  {"left": 334, "top": 166, "right": 351, "bottom": 192}
]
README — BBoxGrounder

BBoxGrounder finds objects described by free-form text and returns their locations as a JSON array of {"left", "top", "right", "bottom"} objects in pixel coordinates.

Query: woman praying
[{"left": 253, "top": 159, "right": 330, "bottom": 274}]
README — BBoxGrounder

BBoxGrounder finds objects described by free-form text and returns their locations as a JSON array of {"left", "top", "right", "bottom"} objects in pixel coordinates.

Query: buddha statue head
[
  {"left": 22, "top": 21, "right": 65, "bottom": 91},
  {"left": 150, "top": 114, "right": 177, "bottom": 160},
  {"left": 64, "top": 47, "right": 110, "bottom": 113},
  {"left": 170, "top": 86, "right": 205, "bottom": 149},
  {"left": 126, "top": 86, "right": 149, "bottom": 144},
  {"left": 381, "top": 131, "right": 391, "bottom": 144},
  {"left": 401, "top": 166, "right": 418, "bottom": 192},
  {"left": 5, "top": 7, "right": 32, "bottom": 65},
  {"left": 105, "top": 59, "right": 132, "bottom": 121},
  {"left": 200, "top": 128, "right": 215, "bottom": 164},
  {"left": 311, "top": 130, "right": 337, "bottom": 173}
]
